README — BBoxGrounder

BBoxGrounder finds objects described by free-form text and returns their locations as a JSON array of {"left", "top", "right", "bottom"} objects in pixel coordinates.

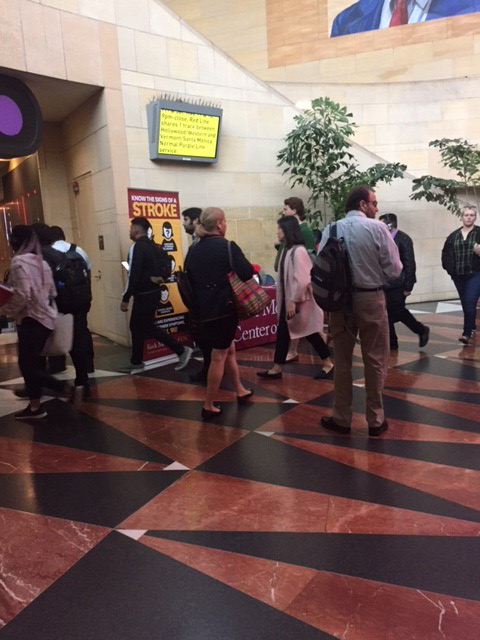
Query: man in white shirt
[
  {"left": 318, "top": 185, "right": 402, "bottom": 436},
  {"left": 50, "top": 228, "right": 92, "bottom": 270},
  {"left": 49, "top": 225, "right": 95, "bottom": 392},
  {"left": 331, "top": 0, "right": 479, "bottom": 37}
]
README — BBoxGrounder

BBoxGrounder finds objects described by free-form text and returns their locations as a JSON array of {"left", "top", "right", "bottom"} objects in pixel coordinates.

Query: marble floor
[{"left": 0, "top": 301, "right": 479, "bottom": 639}]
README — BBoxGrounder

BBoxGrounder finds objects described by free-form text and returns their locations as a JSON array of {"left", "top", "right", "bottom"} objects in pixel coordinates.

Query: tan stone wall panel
[
  {"left": 0, "top": 1, "right": 26, "bottom": 71},
  {"left": 62, "top": 13, "right": 103, "bottom": 85},
  {"left": 21, "top": 2, "right": 66, "bottom": 78}
]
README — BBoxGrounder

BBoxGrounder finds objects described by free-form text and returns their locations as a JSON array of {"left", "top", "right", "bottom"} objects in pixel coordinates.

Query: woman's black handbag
[{"left": 175, "top": 267, "right": 197, "bottom": 313}]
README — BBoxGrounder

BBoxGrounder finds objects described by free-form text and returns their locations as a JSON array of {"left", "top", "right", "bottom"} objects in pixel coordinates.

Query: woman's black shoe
[
  {"left": 201, "top": 406, "right": 223, "bottom": 419},
  {"left": 314, "top": 367, "right": 334, "bottom": 380},
  {"left": 237, "top": 390, "right": 254, "bottom": 404},
  {"left": 256, "top": 371, "right": 282, "bottom": 379}
]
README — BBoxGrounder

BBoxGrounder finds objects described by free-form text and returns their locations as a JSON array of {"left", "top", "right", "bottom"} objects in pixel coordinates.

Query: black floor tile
[
  {"left": 397, "top": 357, "right": 480, "bottom": 382},
  {"left": 309, "top": 388, "right": 480, "bottom": 432},
  {"left": 0, "top": 532, "right": 332, "bottom": 640},
  {"left": 385, "top": 385, "right": 480, "bottom": 406},
  {"left": 0, "top": 399, "right": 173, "bottom": 465},
  {"left": 151, "top": 531, "right": 480, "bottom": 601},
  {"left": 90, "top": 397, "right": 296, "bottom": 430},
  {"left": 0, "top": 471, "right": 184, "bottom": 527},
  {"left": 279, "top": 434, "right": 480, "bottom": 471},
  {"left": 198, "top": 433, "right": 480, "bottom": 522}
]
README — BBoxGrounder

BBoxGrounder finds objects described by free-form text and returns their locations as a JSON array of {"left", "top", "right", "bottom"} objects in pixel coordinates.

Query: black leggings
[
  {"left": 274, "top": 308, "right": 330, "bottom": 365},
  {"left": 17, "top": 317, "right": 66, "bottom": 400}
]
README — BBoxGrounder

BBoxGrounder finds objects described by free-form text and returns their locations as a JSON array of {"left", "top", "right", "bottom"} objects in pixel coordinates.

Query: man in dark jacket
[
  {"left": 120, "top": 217, "right": 192, "bottom": 373},
  {"left": 380, "top": 214, "right": 429, "bottom": 351},
  {"left": 441, "top": 206, "right": 480, "bottom": 344}
]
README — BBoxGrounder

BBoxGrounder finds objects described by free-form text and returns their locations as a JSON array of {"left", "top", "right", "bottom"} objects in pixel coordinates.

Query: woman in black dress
[{"left": 186, "top": 207, "right": 254, "bottom": 418}]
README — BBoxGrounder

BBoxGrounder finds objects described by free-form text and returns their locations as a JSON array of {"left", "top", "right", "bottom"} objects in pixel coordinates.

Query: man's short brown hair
[
  {"left": 284, "top": 197, "right": 305, "bottom": 221},
  {"left": 345, "top": 185, "right": 374, "bottom": 214}
]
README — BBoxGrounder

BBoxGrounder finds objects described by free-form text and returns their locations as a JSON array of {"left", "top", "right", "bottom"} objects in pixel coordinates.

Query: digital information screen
[
  {"left": 147, "top": 100, "right": 222, "bottom": 163},
  {"left": 158, "top": 109, "right": 220, "bottom": 159}
]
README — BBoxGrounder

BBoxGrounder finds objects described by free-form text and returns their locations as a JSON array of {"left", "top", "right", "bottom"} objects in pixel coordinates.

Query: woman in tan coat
[{"left": 257, "top": 216, "right": 333, "bottom": 379}]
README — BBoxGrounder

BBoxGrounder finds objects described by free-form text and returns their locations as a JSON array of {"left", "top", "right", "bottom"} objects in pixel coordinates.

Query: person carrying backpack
[
  {"left": 31, "top": 224, "right": 93, "bottom": 401},
  {"left": 317, "top": 185, "right": 402, "bottom": 437},
  {"left": 1, "top": 226, "right": 70, "bottom": 419},
  {"left": 119, "top": 217, "right": 192, "bottom": 373}
]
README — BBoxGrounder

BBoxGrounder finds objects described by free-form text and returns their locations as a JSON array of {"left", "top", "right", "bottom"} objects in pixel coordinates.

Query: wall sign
[
  {"left": 0, "top": 75, "right": 43, "bottom": 159},
  {"left": 127, "top": 188, "right": 191, "bottom": 361}
]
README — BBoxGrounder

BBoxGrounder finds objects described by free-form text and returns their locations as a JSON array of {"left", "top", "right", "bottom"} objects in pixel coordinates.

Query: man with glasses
[{"left": 318, "top": 185, "right": 402, "bottom": 436}]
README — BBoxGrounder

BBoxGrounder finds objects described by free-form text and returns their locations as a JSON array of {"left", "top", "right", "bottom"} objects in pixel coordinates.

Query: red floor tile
[
  {"left": 80, "top": 404, "right": 249, "bottom": 468},
  {"left": 0, "top": 507, "right": 109, "bottom": 627},
  {"left": 139, "top": 536, "right": 317, "bottom": 611},
  {"left": 120, "top": 471, "right": 331, "bottom": 531},
  {"left": 0, "top": 436, "right": 165, "bottom": 473},
  {"left": 285, "top": 570, "right": 480, "bottom": 640}
]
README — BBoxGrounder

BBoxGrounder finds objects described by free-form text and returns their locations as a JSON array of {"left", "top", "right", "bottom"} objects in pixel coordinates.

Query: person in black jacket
[
  {"left": 120, "top": 217, "right": 192, "bottom": 372},
  {"left": 380, "top": 214, "right": 430, "bottom": 350},
  {"left": 186, "top": 207, "right": 253, "bottom": 418},
  {"left": 441, "top": 206, "right": 480, "bottom": 344}
]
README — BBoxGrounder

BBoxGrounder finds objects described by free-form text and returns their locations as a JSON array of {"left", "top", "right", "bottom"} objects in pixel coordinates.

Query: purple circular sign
[{"left": 0, "top": 95, "right": 23, "bottom": 136}]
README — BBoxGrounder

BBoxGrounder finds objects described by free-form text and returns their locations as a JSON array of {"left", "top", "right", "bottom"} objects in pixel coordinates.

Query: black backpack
[
  {"left": 311, "top": 223, "right": 352, "bottom": 312},
  {"left": 175, "top": 266, "right": 197, "bottom": 314},
  {"left": 152, "top": 242, "right": 173, "bottom": 282},
  {"left": 44, "top": 245, "right": 92, "bottom": 314}
]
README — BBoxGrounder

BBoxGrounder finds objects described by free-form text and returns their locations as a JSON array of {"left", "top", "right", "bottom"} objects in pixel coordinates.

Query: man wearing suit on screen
[{"left": 331, "top": 0, "right": 480, "bottom": 37}]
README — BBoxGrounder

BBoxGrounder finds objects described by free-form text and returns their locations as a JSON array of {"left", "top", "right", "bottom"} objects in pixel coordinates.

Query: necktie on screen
[{"left": 390, "top": 0, "right": 409, "bottom": 26}]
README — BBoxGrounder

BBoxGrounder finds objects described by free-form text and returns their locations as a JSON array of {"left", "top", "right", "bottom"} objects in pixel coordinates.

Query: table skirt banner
[{"left": 235, "top": 285, "right": 277, "bottom": 350}]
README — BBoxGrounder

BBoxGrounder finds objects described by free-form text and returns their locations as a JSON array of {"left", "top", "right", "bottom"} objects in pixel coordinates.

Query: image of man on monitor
[
  {"left": 331, "top": 0, "right": 480, "bottom": 37},
  {"left": 161, "top": 221, "right": 177, "bottom": 252}
]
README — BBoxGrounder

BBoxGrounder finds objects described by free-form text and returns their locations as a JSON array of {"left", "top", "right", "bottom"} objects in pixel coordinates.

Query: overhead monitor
[{"left": 147, "top": 99, "right": 222, "bottom": 163}]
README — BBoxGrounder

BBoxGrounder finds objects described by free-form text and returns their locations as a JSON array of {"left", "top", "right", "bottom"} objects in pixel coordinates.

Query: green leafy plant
[
  {"left": 410, "top": 138, "right": 480, "bottom": 216},
  {"left": 277, "top": 97, "right": 406, "bottom": 225}
]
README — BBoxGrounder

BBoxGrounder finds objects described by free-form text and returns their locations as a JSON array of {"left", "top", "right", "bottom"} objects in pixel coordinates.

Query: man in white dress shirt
[
  {"left": 49, "top": 225, "right": 95, "bottom": 389},
  {"left": 318, "top": 185, "right": 402, "bottom": 436},
  {"left": 331, "top": 0, "right": 479, "bottom": 37}
]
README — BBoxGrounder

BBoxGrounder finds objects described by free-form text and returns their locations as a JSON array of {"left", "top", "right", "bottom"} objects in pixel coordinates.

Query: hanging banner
[{"left": 127, "top": 188, "right": 192, "bottom": 361}]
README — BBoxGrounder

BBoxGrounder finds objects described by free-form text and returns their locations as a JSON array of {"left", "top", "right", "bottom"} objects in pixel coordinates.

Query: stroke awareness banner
[{"left": 127, "top": 188, "right": 192, "bottom": 361}]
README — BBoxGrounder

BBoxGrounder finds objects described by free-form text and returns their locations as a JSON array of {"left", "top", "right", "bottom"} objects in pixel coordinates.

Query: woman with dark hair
[
  {"left": 186, "top": 207, "right": 254, "bottom": 418},
  {"left": 1, "top": 225, "right": 68, "bottom": 419},
  {"left": 257, "top": 216, "right": 333, "bottom": 379}
]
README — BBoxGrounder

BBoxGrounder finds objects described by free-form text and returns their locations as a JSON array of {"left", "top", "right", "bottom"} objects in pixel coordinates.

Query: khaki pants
[{"left": 330, "top": 290, "right": 388, "bottom": 429}]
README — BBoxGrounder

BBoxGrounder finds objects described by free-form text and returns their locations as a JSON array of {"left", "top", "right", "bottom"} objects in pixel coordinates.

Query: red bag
[
  {"left": 0, "top": 283, "right": 14, "bottom": 306},
  {"left": 227, "top": 242, "right": 270, "bottom": 320}
]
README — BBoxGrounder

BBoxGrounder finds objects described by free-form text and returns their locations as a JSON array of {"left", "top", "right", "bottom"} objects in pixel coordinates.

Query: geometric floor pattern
[{"left": 0, "top": 301, "right": 479, "bottom": 639}]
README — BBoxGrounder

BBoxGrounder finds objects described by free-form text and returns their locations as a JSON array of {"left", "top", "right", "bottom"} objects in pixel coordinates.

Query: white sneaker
[{"left": 175, "top": 346, "right": 193, "bottom": 371}]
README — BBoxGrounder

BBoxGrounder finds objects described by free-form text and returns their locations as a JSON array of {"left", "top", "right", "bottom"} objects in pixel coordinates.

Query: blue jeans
[{"left": 453, "top": 272, "right": 480, "bottom": 337}]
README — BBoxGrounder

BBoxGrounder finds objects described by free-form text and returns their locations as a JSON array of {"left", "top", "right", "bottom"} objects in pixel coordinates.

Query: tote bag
[
  {"left": 227, "top": 241, "right": 270, "bottom": 320},
  {"left": 41, "top": 312, "right": 74, "bottom": 357}
]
